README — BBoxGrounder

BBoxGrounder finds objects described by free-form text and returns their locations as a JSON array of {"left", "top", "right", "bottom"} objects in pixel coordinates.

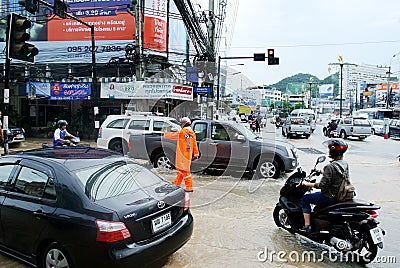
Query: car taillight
[
  {"left": 350, "top": 127, "right": 353, "bottom": 132},
  {"left": 184, "top": 192, "right": 190, "bottom": 211},
  {"left": 364, "top": 210, "right": 379, "bottom": 219},
  {"left": 98, "top": 127, "right": 102, "bottom": 138},
  {"left": 96, "top": 220, "right": 131, "bottom": 242},
  {"left": 128, "top": 140, "right": 132, "bottom": 151}
]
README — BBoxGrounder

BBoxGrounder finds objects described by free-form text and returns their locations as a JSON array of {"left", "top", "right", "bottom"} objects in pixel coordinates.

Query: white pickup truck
[
  {"left": 337, "top": 117, "right": 373, "bottom": 140},
  {"left": 281, "top": 117, "right": 312, "bottom": 139}
]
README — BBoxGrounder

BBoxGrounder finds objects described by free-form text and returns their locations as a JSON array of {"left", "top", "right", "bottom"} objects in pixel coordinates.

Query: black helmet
[
  {"left": 323, "top": 138, "right": 348, "bottom": 158},
  {"left": 57, "top": 120, "right": 68, "bottom": 128}
]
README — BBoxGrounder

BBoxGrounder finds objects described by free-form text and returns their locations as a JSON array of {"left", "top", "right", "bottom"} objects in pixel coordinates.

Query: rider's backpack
[{"left": 331, "top": 162, "right": 356, "bottom": 202}]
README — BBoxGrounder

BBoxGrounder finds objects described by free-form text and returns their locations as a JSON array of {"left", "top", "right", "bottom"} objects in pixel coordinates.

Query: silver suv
[{"left": 97, "top": 112, "right": 180, "bottom": 154}]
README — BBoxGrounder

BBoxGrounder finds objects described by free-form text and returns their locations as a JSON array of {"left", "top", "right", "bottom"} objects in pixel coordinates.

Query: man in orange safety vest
[{"left": 164, "top": 117, "right": 199, "bottom": 192}]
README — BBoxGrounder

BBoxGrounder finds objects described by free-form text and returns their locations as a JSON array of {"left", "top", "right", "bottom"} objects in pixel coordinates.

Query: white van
[{"left": 290, "top": 109, "right": 316, "bottom": 132}]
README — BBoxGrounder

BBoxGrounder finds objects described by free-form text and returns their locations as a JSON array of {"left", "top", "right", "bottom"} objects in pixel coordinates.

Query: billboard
[
  {"left": 287, "top": 83, "right": 304, "bottom": 94},
  {"left": 319, "top": 84, "right": 334, "bottom": 97},
  {"left": 0, "top": 0, "right": 168, "bottom": 63},
  {"left": 26, "top": 81, "right": 92, "bottom": 100},
  {"left": 101, "top": 82, "right": 193, "bottom": 100},
  {"left": 376, "top": 83, "right": 399, "bottom": 106}
]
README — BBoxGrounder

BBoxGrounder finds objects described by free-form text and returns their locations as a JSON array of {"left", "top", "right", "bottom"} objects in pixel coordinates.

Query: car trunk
[
  {"left": 353, "top": 119, "right": 372, "bottom": 135},
  {"left": 95, "top": 182, "right": 185, "bottom": 242}
]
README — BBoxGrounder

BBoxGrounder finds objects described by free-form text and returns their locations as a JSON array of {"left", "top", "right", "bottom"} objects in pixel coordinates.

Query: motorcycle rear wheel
[
  {"left": 352, "top": 230, "right": 378, "bottom": 264},
  {"left": 273, "top": 205, "right": 293, "bottom": 232}
]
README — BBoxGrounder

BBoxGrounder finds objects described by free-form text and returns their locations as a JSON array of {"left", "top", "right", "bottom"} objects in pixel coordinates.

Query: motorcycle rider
[
  {"left": 300, "top": 139, "right": 349, "bottom": 232},
  {"left": 53, "top": 120, "right": 75, "bottom": 147}
]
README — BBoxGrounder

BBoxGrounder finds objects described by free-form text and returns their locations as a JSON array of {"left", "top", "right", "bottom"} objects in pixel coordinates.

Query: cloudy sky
[{"left": 217, "top": 0, "right": 400, "bottom": 87}]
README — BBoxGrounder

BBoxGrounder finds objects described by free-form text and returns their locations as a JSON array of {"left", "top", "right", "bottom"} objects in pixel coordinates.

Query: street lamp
[
  {"left": 328, "top": 56, "right": 356, "bottom": 118},
  {"left": 308, "top": 77, "right": 314, "bottom": 108},
  {"left": 216, "top": 56, "right": 245, "bottom": 110},
  {"left": 386, "top": 52, "right": 399, "bottom": 108}
]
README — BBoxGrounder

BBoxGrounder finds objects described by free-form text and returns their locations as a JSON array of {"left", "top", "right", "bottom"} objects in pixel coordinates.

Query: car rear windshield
[
  {"left": 354, "top": 119, "right": 371, "bottom": 126},
  {"left": 73, "top": 160, "right": 163, "bottom": 201}
]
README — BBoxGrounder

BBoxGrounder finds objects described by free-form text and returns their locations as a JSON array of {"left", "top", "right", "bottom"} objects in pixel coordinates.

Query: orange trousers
[{"left": 173, "top": 169, "right": 193, "bottom": 192}]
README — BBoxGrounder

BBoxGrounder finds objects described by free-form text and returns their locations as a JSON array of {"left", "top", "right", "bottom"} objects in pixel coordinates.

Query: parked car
[
  {"left": 281, "top": 116, "right": 312, "bottom": 138},
  {"left": 6, "top": 126, "right": 26, "bottom": 144},
  {"left": 129, "top": 120, "right": 299, "bottom": 179},
  {"left": 337, "top": 117, "right": 373, "bottom": 140},
  {"left": 388, "top": 119, "right": 400, "bottom": 139},
  {"left": 1, "top": 146, "right": 192, "bottom": 268},
  {"left": 97, "top": 111, "right": 180, "bottom": 154},
  {"left": 368, "top": 119, "right": 384, "bottom": 135}
]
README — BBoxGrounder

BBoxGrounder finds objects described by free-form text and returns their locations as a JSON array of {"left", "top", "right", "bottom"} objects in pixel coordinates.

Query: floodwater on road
[{"left": 1, "top": 126, "right": 399, "bottom": 267}]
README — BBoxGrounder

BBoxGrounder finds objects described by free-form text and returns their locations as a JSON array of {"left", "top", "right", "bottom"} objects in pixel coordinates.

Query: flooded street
[{"left": 1, "top": 124, "right": 399, "bottom": 267}]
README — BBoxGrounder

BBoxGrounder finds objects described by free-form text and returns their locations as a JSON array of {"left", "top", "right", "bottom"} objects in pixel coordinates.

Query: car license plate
[
  {"left": 369, "top": 227, "right": 384, "bottom": 244},
  {"left": 151, "top": 212, "right": 172, "bottom": 233},
  {"left": 16, "top": 134, "right": 23, "bottom": 138}
]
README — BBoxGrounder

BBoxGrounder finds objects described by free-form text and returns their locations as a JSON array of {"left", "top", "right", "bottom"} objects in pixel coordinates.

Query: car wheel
[
  {"left": 154, "top": 153, "right": 173, "bottom": 170},
  {"left": 256, "top": 159, "right": 280, "bottom": 179},
  {"left": 371, "top": 129, "right": 375, "bottom": 135},
  {"left": 109, "top": 139, "right": 127, "bottom": 154},
  {"left": 43, "top": 243, "right": 73, "bottom": 268},
  {"left": 340, "top": 130, "right": 347, "bottom": 139}
]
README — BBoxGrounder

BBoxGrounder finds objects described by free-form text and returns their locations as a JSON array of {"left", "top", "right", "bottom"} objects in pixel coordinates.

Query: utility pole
[
  {"left": 386, "top": 66, "right": 391, "bottom": 109},
  {"left": 208, "top": 0, "right": 216, "bottom": 118},
  {"left": 134, "top": 0, "right": 143, "bottom": 80},
  {"left": 207, "top": 0, "right": 215, "bottom": 54}
]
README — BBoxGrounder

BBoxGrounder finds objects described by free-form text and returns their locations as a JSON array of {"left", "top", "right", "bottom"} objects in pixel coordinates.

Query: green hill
[{"left": 269, "top": 72, "right": 340, "bottom": 96}]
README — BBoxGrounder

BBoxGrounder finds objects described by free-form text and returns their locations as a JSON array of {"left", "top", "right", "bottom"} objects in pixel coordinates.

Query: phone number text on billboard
[{"left": 67, "top": 45, "right": 124, "bottom": 53}]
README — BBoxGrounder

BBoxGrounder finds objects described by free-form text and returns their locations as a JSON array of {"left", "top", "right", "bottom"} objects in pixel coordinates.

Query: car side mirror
[{"left": 236, "top": 134, "right": 245, "bottom": 142}]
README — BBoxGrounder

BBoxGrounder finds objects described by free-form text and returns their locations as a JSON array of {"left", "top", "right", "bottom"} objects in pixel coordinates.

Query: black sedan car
[{"left": 0, "top": 147, "right": 193, "bottom": 268}]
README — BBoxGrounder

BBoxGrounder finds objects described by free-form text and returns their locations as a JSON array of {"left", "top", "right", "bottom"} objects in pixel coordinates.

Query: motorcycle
[
  {"left": 275, "top": 119, "right": 284, "bottom": 128},
  {"left": 273, "top": 156, "right": 385, "bottom": 264},
  {"left": 250, "top": 120, "right": 257, "bottom": 132},
  {"left": 42, "top": 136, "right": 81, "bottom": 148},
  {"left": 328, "top": 129, "right": 339, "bottom": 138}
]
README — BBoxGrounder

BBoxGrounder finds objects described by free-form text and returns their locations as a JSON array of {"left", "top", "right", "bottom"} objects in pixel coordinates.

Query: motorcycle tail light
[{"left": 364, "top": 210, "right": 379, "bottom": 218}]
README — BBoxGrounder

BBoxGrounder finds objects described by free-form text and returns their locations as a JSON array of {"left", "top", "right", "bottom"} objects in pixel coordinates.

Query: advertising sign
[
  {"left": 376, "top": 83, "right": 399, "bottom": 105},
  {"left": 319, "top": 84, "right": 334, "bottom": 97},
  {"left": 0, "top": 0, "right": 168, "bottom": 63},
  {"left": 101, "top": 82, "right": 193, "bottom": 100},
  {"left": 26, "top": 82, "right": 92, "bottom": 100}
]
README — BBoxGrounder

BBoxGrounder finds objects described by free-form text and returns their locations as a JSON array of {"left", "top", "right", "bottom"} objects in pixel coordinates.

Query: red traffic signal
[
  {"left": 267, "top": 48, "right": 279, "bottom": 65},
  {"left": 6, "top": 13, "right": 39, "bottom": 63},
  {"left": 267, "top": 49, "right": 275, "bottom": 58}
]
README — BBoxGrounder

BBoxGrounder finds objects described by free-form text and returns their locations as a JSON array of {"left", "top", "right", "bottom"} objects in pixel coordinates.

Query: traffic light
[
  {"left": 18, "top": 0, "right": 39, "bottom": 14},
  {"left": 6, "top": 13, "right": 39, "bottom": 63},
  {"left": 267, "top": 48, "right": 279, "bottom": 65}
]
